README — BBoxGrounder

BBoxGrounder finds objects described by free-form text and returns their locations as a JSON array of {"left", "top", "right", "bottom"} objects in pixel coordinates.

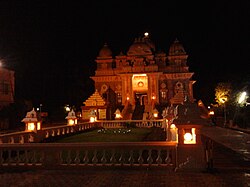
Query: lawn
[{"left": 55, "top": 127, "right": 153, "bottom": 143}]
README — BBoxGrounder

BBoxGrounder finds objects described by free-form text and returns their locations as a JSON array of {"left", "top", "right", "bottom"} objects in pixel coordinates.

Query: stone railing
[
  {"left": 0, "top": 120, "right": 164, "bottom": 144},
  {"left": 0, "top": 141, "right": 177, "bottom": 170},
  {"left": 97, "top": 119, "right": 163, "bottom": 128},
  {"left": 0, "top": 122, "right": 95, "bottom": 144}
]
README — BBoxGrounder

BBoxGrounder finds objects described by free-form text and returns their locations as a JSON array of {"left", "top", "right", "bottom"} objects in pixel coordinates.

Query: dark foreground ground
[{"left": 0, "top": 126, "right": 249, "bottom": 187}]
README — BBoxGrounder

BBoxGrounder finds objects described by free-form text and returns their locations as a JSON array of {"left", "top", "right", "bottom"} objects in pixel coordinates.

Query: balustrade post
[{"left": 42, "top": 149, "right": 61, "bottom": 169}]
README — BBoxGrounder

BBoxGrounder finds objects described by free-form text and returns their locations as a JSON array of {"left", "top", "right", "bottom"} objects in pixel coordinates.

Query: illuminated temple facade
[{"left": 82, "top": 33, "right": 196, "bottom": 120}]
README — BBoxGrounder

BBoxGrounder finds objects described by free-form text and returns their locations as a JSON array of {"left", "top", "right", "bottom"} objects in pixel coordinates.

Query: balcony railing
[{"left": 0, "top": 142, "right": 177, "bottom": 170}]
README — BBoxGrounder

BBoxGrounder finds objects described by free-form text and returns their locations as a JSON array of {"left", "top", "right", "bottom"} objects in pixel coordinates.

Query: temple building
[
  {"left": 0, "top": 66, "right": 15, "bottom": 129},
  {"left": 82, "top": 33, "right": 196, "bottom": 120},
  {"left": 0, "top": 66, "right": 15, "bottom": 109}
]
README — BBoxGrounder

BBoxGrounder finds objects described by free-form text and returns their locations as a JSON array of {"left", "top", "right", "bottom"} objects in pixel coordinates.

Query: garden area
[{"left": 54, "top": 127, "right": 166, "bottom": 143}]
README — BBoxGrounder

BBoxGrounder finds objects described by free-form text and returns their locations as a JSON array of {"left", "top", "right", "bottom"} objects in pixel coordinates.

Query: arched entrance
[{"left": 134, "top": 92, "right": 148, "bottom": 106}]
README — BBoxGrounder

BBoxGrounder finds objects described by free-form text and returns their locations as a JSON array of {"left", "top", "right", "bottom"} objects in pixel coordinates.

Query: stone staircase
[
  {"left": 132, "top": 105, "right": 144, "bottom": 120},
  {"left": 121, "top": 103, "right": 134, "bottom": 120}
]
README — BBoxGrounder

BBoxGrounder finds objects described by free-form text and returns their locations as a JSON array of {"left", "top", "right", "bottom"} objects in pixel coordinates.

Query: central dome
[{"left": 127, "top": 38, "right": 153, "bottom": 56}]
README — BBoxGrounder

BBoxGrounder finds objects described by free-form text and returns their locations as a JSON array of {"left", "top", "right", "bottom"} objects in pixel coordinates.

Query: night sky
[{"left": 0, "top": 0, "right": 250, "bottom": 111}]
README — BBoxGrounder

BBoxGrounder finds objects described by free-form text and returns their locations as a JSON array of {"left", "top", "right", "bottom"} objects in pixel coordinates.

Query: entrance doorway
[{"left": 134, "top": 93, "right": 148, "bottom": 106}]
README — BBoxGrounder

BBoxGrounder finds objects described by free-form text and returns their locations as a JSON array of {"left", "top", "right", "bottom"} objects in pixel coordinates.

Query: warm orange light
[
  {"left": 37, "top": 122, "right": 41, "bottom": 130},
  {"left": 170, "top": 124, "right": 176, "bottom": 129},
  {"left": 90, "top": 117, "right": 95, "bottom": 123},
  {"left": 184, "top": 128, "right": 196, "bottom": 144},
  {"left": 28, "top": 123, "right": 35, "bottom": 131},
  {"left": 198, "top": 100, "right": 202, "bottom": 106},
  {"left": 68, "top": 119, "right": 75, "bottom": 125},
  {"left": 209, "top": 111, "right": 214, "bottom": 115},
  {"left": 153, "top": 113, "right": 158, "bottom": 118},
  {"left": 184, "top": 133, "right": 192, "bottom": 141},
  {"left": 65, "top": 106, "right": 70, "bottom": 112},
  {"left": 152, "top": 96, "right": 156, "bottom": 100},
  {"left": 126, "top": 96, "right": 130, "bottom": 100},
  {"left": 115, "top": 113, "right": 122, "bottom": 119},
  {"left": 219, "top": 97, "right": 227, "bottom": 104}
]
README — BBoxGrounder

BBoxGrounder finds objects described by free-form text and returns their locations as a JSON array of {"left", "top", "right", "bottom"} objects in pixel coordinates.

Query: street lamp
[{"left": 238, "top": 91, "right": 247, "bottom": 105}]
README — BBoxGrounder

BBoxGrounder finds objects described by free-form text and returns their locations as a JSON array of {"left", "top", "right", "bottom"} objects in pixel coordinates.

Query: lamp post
[
  {"left": 219, "top": 98, "right": 227, "bottom": 127},
  {"left": 223, "top": 102, "right": 226, "bottom": 127}
]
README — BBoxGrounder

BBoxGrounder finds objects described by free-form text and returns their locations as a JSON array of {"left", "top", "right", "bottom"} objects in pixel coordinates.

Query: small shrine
[
  {"left": 152, "top": 108, "right": 159, "bottom": 118},
  {"left": 81, "top": 89, "right": 106, "bottom": 120},
  {"left": 21, "top": 108, "right": 42, "bottom": 132},
  {"left": 114, "top": 108, "right": 122, "bottom": 119},
  {"left": 65, "top": 109, "right": 77, "bottom": 125}
]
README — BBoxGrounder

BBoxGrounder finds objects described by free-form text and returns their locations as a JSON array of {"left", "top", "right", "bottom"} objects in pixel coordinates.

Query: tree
[
  {"left": 213, "top": 82, "right": 232, "bottom": 126},
  {"left": 215, "top": 82, "right": 231, "bottom": 106}
]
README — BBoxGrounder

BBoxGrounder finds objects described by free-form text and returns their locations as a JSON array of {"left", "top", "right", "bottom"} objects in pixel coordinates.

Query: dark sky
[{"left": 0, "top": 0, "right": 250, "bottom": 110}]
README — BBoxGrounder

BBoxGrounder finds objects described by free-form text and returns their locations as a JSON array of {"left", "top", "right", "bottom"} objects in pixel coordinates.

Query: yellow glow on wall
[{"left": 132, "top": 74, "right": 148, "bottom": 91}]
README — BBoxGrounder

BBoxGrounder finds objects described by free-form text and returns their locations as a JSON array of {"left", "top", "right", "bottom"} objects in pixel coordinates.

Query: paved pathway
[{"left": 201, "top": 126, "right": 250, "bottom": 160}]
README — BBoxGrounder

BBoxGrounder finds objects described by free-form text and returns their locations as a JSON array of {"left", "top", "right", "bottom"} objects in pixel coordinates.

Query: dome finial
[{"left": 98, "top": 42, "right": 112, "bottom": 57}]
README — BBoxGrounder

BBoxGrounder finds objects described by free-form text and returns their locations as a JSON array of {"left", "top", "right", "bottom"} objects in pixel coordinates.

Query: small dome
[
  {"left": 65, "top": 109, "right": 77, "bottom": 119},
  {"left": 127, "top": 38, "right": 152, "bottom": 55},
  {"left": 98, "top": 43, "right": 113, "bottom": 57},
  {"left": 168, "top": 38, "right": 186, "bottom": 56},
  {"left": 21, "top": 108, "right": 38, "bottom": 122}
]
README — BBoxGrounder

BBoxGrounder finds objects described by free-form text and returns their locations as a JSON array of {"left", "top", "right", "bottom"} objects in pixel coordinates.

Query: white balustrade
[
  {"left": 0, "top": 120, "right": 165, "bottom": 144},
  {"left": 0, "top": 142, "right": 177, "bottom": 169}
]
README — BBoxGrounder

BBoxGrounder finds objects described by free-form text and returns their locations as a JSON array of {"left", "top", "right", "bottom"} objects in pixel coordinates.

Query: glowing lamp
[
  {"left": 68, "top": 119, "right": 75, "bottom": 125},
  {"left": 209, "top": 110, "right": 214, "bottom": 115},
  {"left": 21, "top": 108, "right": 42, "bottom": 132},
  {"left": 37, "top": 122, "right": 41, "bottom": 130},
  {"left": 238, "top": 91, "right": 247, "bottom": 104},
  {"left": 89, "top": 110, "right": 97, "bottom": 123},
  {"left": 170, "top": 124, "right": 176, "bottom": 129},
  {"left": 89, "top": 117, "right": 96, "bottom": 123},
  {"left": 65, "top": 109, "right": 77, "bottom": 125},
  {"left": 184, "top": 128, "right": 196, "bottom": 144},
  {"left": 152, "top": 108, "right": 158, "bottom": 118},
  {"left": 184, "top": 133, "right": 192, "bottom": 141},
  {"left": 114, "top": 109, "right": 122, "bottom": 119},
  {"left": 28, "top": 123, "right": 35, "bottom": 131},
  {"left": 65, "top": 105, "right": 71, "bottom": 112}
]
